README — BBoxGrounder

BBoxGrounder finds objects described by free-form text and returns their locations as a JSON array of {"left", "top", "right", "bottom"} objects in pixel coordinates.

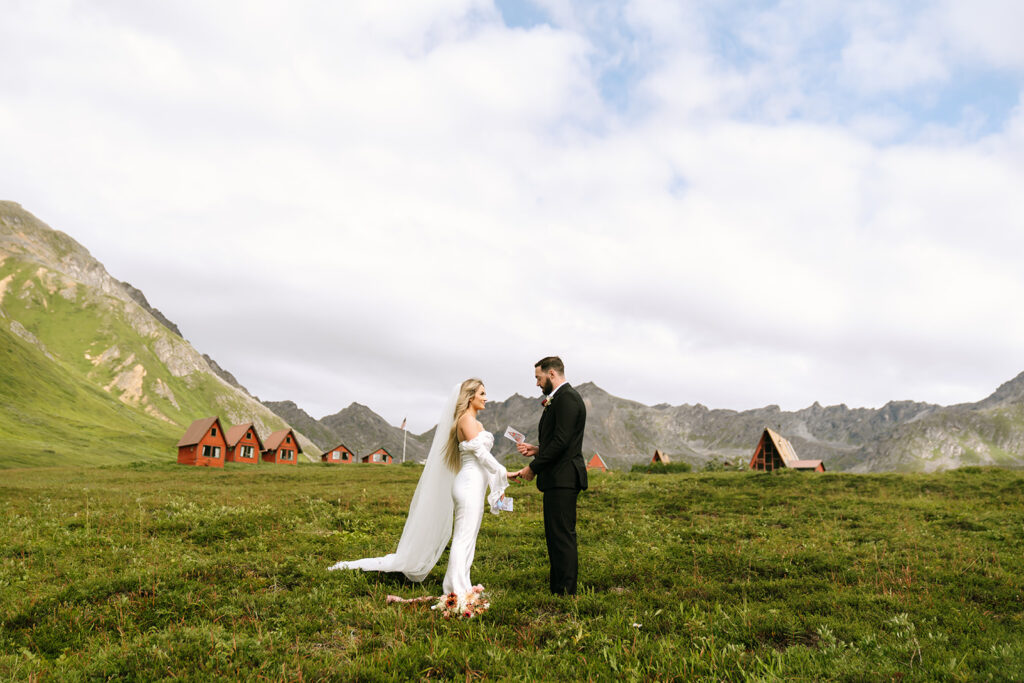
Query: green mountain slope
[
  {"left": 0, "top": 322, "right": 178, "bottom": 467},
  {"left": 0, "top": 201, "right": 316, "bottom": 467}
]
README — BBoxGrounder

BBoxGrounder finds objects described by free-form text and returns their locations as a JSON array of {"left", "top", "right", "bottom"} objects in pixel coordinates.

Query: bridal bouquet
[{"left": 432, "top": 585, "right": 490, "bottom": 619}]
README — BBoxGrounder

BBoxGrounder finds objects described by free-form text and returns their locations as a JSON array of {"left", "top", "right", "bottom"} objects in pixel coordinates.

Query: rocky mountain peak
[
  {"left": 312, "top": 400, "right": 423, "bottom": 460},
  {"left": 0, "top": 202, "right": 131, "bottom": 303},
  {"left": 120, "top": 280, "right": 183, "bottom": 337},
  {"left": 977, "top": 370, "right": 1024, "bottom": 408},
  {"left": 333, "top": 402, "right": 385, "bottom": 421}
]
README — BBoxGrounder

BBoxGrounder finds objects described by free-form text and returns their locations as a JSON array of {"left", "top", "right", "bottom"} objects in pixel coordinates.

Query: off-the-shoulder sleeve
[{"left": 466, "top": 439, "right": 510, "bottom": 515}]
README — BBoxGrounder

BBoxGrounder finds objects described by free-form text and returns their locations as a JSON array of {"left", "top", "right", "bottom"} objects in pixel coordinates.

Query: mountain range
[
  {"left": 3, "top": 200, "right": 1024, "bottom": 472},
  {"left": 262, "top": 375, "right": 1024, "bottom": 472}
]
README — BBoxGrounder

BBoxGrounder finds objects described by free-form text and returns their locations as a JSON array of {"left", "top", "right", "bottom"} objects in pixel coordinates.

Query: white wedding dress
[
  {"left": 327, "top": 384, "right": 508, "bottom": 603},
  {"left": 443, "top": 431, "right": 508, "bottom": 595}
]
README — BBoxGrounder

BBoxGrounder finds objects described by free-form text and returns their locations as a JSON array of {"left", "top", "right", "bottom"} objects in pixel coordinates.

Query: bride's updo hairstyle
[{"left": 444, "top": 378, "right": 484, "bottom": 472}]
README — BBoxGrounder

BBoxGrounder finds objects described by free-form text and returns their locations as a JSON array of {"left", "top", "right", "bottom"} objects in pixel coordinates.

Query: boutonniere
[{"left": 541, "top": 396, "right": 550, "bottom": 409}]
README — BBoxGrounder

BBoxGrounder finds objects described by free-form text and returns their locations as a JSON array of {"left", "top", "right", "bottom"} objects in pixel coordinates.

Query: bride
[{"left": 328, "top": 378, "right": 515, "bottom": 606}]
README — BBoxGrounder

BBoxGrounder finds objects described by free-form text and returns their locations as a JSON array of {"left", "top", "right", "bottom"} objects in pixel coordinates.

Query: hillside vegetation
[
  {"left": 2, "top": 464, "right": 1022, "bottom": 680},
  {"left": 0, "top": 201, "right": 314, "bottom": 467},
  {"left": 0, "top": 322, "right": 177, "bottom": 467}
]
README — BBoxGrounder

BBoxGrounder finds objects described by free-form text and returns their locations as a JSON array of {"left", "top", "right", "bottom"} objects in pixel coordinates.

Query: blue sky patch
[{"left": 495, "top": 0, "right": 550, "bottom": 30}]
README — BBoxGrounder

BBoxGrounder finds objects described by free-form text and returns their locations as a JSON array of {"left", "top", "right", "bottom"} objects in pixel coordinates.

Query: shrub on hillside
[
  {"left": 703, "top": 458, "right": 747, "bottom": 472},
  {"left": 630, "top": 462, "right": 692, "bottom": 474}
]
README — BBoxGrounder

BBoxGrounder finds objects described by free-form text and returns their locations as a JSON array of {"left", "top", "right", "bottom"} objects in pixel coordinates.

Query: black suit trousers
[{"left": 543, "top": 488, "right": 579, "bottom": 595}]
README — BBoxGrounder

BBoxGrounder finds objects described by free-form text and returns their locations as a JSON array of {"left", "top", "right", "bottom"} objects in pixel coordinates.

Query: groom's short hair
[{"left": 535, "top": 356, "right": 564, "bottom": 375}]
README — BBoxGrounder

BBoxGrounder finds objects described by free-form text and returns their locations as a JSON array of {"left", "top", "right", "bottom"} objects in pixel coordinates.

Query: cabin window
[
  {"left": 247, "top": 431, "right": 252, "bottom": 439},
  {"left": 241, "top": 446, "right": 254, "bottom": 458},
  {"left": 332, "top": 451, "right": 340, "bottom": 460},
  {"left": 286, "top": 436, "right": 292, "bottom": 444},
  {"left": 211, "top": 428, "right": 217, "bottom": 437},
  {"left": 202, "top": 445, "right": 221, "bottom": 458}
]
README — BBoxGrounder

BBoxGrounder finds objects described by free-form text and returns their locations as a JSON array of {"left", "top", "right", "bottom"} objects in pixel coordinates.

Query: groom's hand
[
  {"left": 515, "top": 465, "right": 535, "bottom": 481},
  {"left": 517, "top": 442, "right": 538, "bottom": 457}
]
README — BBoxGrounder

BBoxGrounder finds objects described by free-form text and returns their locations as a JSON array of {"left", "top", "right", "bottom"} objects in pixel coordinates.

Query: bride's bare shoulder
[{"left": 457, "top": 412, "right": 482, "bottom": 442}]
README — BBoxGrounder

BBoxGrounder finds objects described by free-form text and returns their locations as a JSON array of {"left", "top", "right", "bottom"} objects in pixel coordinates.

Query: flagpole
[{"left": 401, "top": 417, "right": 407, "bottom": 463}]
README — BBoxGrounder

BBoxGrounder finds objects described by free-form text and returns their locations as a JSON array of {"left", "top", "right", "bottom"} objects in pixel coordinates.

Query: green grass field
[{"left": 2, "top": 463, "right": 1022, "bottom": 681}]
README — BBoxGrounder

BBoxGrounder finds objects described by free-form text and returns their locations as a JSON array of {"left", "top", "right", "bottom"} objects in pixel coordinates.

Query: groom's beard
[{"left": 541, "top": 378, "right": 554, "bottom": 395}]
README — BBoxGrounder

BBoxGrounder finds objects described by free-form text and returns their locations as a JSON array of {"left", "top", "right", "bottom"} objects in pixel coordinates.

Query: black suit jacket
[{"left": 529, "top": 383, "right": 588, "bottom": 492}]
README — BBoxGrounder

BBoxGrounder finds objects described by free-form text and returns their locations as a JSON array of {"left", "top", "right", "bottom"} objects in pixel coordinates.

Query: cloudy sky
[{"left": 4, "top": 1, "right": 1024, "bottom": 431}]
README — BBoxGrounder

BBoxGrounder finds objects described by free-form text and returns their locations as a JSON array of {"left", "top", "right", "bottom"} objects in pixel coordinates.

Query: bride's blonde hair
[{"left": 444, "top": 378, "right": 484, "bottom": 472}]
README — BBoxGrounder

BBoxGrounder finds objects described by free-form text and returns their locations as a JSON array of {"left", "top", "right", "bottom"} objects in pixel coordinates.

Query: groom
[{"left": 515, "top": 356, "right": 588, "bottom": 595}]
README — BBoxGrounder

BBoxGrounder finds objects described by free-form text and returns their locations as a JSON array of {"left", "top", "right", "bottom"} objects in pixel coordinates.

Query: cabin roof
[
  {"left": 176, "top": 417, "right": 221, "bottom": 448},
  {"left": 790, "top": 459, "right": 825, "bottom": 471},
  {"left": 264, "top": 429, "right": 302, "bottom": 453},
  {"left": 762, "top": 427, "right": 799, "bottom": 465},
  {"left": 225, "top": 423, "right": 264, "bottom": 450}
]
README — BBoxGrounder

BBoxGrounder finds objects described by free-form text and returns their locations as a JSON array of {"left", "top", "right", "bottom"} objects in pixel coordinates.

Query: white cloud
[
  {"left": 3, "top": 0, "right": 1024, "bottom": 430},
  {"left": 841, "top": 30, "right": 948, "bottom": 93},
  {"left": 940, "top": 0, "right": 1024, "bottom": 69}
]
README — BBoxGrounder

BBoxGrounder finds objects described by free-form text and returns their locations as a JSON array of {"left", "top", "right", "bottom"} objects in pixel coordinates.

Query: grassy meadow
[{"left": 1, "top": 462, "right": 1023, "bottom": 681}]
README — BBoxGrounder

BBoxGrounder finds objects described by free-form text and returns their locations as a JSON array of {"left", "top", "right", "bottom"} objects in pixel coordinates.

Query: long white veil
[{"left": 327, "top": 383, "right": 459, "bottom": 581}]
